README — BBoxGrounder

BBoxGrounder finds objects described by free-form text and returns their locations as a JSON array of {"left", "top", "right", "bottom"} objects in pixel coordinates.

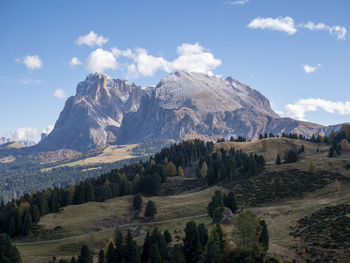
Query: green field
[{"left": 14, "top": 138, "right": 350, "bottom": 262}]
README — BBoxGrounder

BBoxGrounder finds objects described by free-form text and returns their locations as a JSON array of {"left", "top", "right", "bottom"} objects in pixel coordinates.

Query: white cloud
[
  {"left": 112, "top": 43, "right": 221, "bottom": 78},
  {"left": 128, "top": 47, "right": 171, "bottom": 77},
  {"left": 125, "top": 64, "right": 140, "bottom": 79},
  {"left": 303, "top": 22, "right": 347, "bottom": 40},
  {"left": 247, "top": 16, "right": 297, "bottom": 35},
  {"left": 112, "top": 47, "right": 133, "bottom": 57},
  {"left": 284, "top": 98, "right": 350, "bottom": 120},
  {"left": 303, "top": 64, "right": 322, "bottom": 73},
  {"left": 54, "top": 89, "right": 67, "bottom": 99},
  {"left": 12, "top": 127, "right": 39, "bottom": 142},
  {"left": 75, "top": 31, "right": 108, "bottom": 47},
  {"left": 171, "top": 43, "right": 222, "bottom": 73},
  {"left": 69, "top": 57, "right": 82, "bottom": 67},
  {"left": 42, "top": 124, "right": 54, "bottom": 135},
  {"left": 86, "top": 48, "right": 117, "bottom": 72},
  {"left": 248, "top": 17, "right": 347, "bottom": 40},
  {"left": 223, "top": 0, "right": 249, "bottom": 5},
  {"left": 11, "top": 125, "right": 54, "bottom": 142},
  {"left": 17, "top": 55, "right": 43, "bottom": 70}
]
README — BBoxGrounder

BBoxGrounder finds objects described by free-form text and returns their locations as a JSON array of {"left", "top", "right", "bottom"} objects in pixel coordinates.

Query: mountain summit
[{"left": 36, "top": 71, "right": 340, "bottom": 152}]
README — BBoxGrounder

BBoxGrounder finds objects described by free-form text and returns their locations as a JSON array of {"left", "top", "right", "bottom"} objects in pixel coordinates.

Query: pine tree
[
  {"left": 150, "top": 228, "right": 168, "bottom": 260},
  {"left": 197, "top": 223, "right": 209, "bottom": 248},
  {"left": 276, "top": 154, "right": 281, "bottom": 165},
  {"left": 141, "top": 232, "right": 151, "bottom": 263},
  {"left": 224, "top": 191, "right": 238, "bottom": 213},
  {"left": 130, "top": 240, "right": 141, "bottom": 263},
  {"left": 183, "top": 221, "right": 200, "bottom": 263},
  {"left": 286, "top": 149, "right": 298, "bottom": 163},
  {"left": 259, "top": 220, "right": 269, "bottom": 253},
  {"left": 30, "top": 204, "right": 40, "bottom": 223},
  {"left": 149, "top": 244, "right": 162, "bottom": 263},
  {"left": 6, "top": 217, "right": 15, "bottom": 237},
  {"left": 23, "top": 213, "right": 32, "bottom": 235},
  {"left": 133, "top": 194, "right": 143, "bottom": 211},
  {"left": 125, "top": 229, "right": 134, "bottom": 262},
  {"left": 98, "top": 249, "right": 106, "bottom": 263},
  {"left": 0, "top": 233, "right": 22, "bottom": 263},
  {"left": 163, "top": 230, "right": 172, "bottom": 244},
  {"left": 144, "top": 200, "right": 157, "bottom": 220},
  {"left": 106, "top": 242, "right": 114, "bottom": 263},
  {"left": 169, "top": 245, "right": 186, "bottom": 263},
  {"left": 207, "top": 190, "right": 224, "bottom": 218},
  {"left": 205, "top": 241, "right": 221, "bottom": 263},
  {"left": 78, "top": 245, "right": 93, "bottom": 263}
]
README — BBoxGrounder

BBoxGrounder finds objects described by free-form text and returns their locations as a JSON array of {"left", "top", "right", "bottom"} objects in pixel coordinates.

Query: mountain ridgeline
[{"left": 35, "top": 71, "right": 341, "bottom": 152}]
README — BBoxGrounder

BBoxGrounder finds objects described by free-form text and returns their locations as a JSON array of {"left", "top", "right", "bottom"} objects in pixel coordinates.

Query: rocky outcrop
[
  {"left": 212, "top": 207, "right": 235, "bottom": 225},
  {"left": 35, "top": 73, "right": 150, "bottom": 152},
  {"left": 35, "top": 71, "right": 343, "bottom": 152}
]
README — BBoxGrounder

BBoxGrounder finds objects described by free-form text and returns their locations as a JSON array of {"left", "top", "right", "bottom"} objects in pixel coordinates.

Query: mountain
[
  {"left": 36, "top": 73, "right": 149, "bottom": 152},
  {"left": 35, "top": 71, "right": 342, "bottom": 152}
]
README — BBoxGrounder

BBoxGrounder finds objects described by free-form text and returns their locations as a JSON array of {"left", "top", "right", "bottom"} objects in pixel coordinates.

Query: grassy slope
[{"left": 16, "top": 138, "right": 350, "bottom": 263}]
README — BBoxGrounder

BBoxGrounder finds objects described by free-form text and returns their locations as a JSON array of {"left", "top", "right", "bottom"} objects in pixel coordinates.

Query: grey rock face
[
  {"left": 36, "top": 71, "right": 343, "bottom": 152},
  {"left": 36, "top": 73, "right": 149, "bottom": 152},
  {"left": 212, "top": 207, "right": 235, "bottom": 225}
]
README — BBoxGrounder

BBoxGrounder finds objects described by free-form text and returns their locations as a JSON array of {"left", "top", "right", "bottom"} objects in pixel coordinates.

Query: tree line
[
  {"left": 1, "top": 139, "right": 265, "bottom": 238},
  {"left": 44, "top": 208, "right": 270, "bottom": 263}
]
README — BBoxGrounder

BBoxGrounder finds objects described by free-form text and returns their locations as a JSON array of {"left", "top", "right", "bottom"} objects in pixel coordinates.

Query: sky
[{"left": 1, "top": 0, "right": 350, "bottom": 142}]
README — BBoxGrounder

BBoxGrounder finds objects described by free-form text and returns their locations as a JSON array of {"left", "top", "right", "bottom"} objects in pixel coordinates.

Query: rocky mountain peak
[{"left": 35, "top": 71, "right": 341, "bottom": 152}]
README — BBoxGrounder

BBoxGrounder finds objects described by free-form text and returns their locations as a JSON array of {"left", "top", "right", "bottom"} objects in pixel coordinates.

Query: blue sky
[{"left": 1, "top": 0, "right": 350, "bottom": 141}]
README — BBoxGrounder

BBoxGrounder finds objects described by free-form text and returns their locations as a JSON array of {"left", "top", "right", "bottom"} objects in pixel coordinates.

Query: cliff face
[
  {"left": 117, "top": 71, "right": 279, "bottom": 143},
  {"left": 36, "top": 73, "right": 150, "bottom": 152},
  {"left": 36, "top": 71, "right": 342, "bottom": 152}
]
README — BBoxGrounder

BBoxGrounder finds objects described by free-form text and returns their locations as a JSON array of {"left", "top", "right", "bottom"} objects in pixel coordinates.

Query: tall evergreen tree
[
  {"left": 163, "top": 230, "right": 172, "bottom": 244},
  {"left": 144, "top": 200, "right": 157, "bottom": 220},
  {"left": 6, "top": 217, "right": 15, "bottom": 237},
  {"left": 0, "top": 233, "right": 22, "bottom": 263},
  {"left": 276, "top": 154, "right": 281, "bottom": 165},
  {"left": 207, "top": 190, "right": 224, "bottom": 218},
  {"left": 149, "top": 244, "right": 162, "bottom": 263},
  {"left": 133, "top": 194, "right": 143, "bottom": 211},
  {"left": 98, "top": 249, "right": 106, "bottom": 263},
  {"left": 204, "top": 241, "right": 221, "bottom": 263},
  {"left": 23, "top": 213, "right": 32, "bottom": 235},
  {"left": 78, "top": 245, "right": 93, "bottom": 263},
  {"left": 259, "top": 220, "right": 269, "bottom": 253},
  {"left": 224, "top": 191, "right": 238, "bottom": 213},
  {"left": 141, "top": 232, "right": 151, "bottom": 263},
  {"left": 197, "top": 223, "right": 209, "bottom": 248},
  {"left": 183, "top": 221, "right": 200, "bottom": 263},
  {"left": 169, "top": 245, "right": 186, "bottom": 263},
  {"left": 106, "top": 242, "right": 115, "bottom": 263},
  {"left": 130, "top": 240, "right": 141, "bottom": 263}
]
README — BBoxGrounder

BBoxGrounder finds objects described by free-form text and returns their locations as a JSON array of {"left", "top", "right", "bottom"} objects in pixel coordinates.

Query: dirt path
[{"left": 16, "top": 214, "right": 209, "bottom": 245}]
